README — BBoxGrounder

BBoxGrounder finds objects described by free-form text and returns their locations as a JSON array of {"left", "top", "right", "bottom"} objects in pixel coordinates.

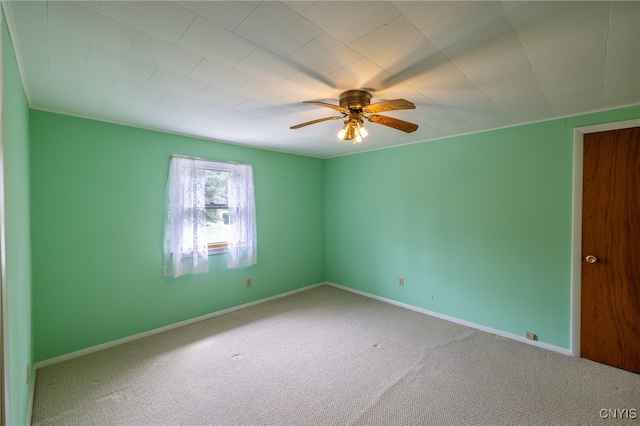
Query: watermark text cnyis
[{"left": 599, "top": 408, "right": 637, "bottom": 420}]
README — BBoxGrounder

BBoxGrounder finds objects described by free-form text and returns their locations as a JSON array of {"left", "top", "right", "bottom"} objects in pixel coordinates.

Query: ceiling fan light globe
[
  {"left": 360, "top": 126, "right": 368, "bottom": 138},
  {"left": 338, "top": 128, "right": 347, "bottom": 140},
  {"left": 345, "top": 126, "right": 356, "bottom": 141}
]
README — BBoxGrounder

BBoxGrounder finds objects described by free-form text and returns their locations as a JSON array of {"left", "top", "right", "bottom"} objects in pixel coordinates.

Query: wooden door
[{"left": 581, "top": 126, "right": 640, "bottom": 374}]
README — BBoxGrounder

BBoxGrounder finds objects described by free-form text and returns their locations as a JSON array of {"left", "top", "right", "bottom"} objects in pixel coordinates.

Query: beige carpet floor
[{"left": 32, "top": 285, "right": 639, "bottom": 425}]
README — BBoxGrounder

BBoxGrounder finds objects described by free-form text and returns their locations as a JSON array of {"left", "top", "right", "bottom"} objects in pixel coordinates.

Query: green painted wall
[
  {"left": 30, "top": 111, "right": 325, "bottom": 362},
  {"left": 2, "top": 10, "right": 32, "bottom": 426},
  {"left": 325, "top": 105, "right": 640, "bottom": 349}
]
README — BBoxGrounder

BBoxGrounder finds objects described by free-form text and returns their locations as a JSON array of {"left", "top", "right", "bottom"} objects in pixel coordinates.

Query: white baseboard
[
  {"left": 35, "top": 282, "right": 326, "bottom": 369},
  {"left": 326, "top": 282, "right": 572, "bottom": 356}
]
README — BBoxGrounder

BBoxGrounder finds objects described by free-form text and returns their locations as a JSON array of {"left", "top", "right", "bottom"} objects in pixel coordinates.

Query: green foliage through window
[{"left": 204, "top": 169, "right": 230, "bottom": 246}]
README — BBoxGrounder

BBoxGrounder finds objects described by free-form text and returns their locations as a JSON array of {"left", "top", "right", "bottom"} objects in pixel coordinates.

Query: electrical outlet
[
  {"left": 525, "top": 332, "right": 537, "bottom": 341},
  {"left": 246, "top": 277, "right": 252, "bottom": 287},
  {"left": 398, "top": 277, "right": 404, "bottom": 287}
]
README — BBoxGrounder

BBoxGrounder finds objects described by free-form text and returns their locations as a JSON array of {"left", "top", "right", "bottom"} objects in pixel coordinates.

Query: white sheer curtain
[
  {"left": 163, "top": 156, "right": 208, "bottom": 277},
  {"left": 163, "top": 156, "right": 257, "bottom": 277},
  {"left": 227, "top": 163, "right": 257, "bottom": 268}
]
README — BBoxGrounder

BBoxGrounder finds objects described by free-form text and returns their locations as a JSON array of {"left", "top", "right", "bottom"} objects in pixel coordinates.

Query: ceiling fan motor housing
[{"left": 339, "top": 90, "right": 372, "bottom": 110}]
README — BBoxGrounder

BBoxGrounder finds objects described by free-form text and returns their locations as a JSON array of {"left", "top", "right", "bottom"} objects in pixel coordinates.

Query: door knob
[{"left": 585, "top": 255, "right": 597, "bottom": 264}]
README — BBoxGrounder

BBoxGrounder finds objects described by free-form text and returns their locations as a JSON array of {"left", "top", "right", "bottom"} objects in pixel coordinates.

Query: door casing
[{"left": 571, "top": 118, "right": 640, "bottom": 357}]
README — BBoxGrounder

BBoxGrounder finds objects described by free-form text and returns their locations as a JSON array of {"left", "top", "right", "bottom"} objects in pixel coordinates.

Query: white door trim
[{"left": 571, "top": 118, "right": 640, "bottom": 357}]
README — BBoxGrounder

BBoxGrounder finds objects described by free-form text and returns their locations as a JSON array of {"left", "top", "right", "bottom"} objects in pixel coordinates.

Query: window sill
[{"left": 208, "top": 243, "right": 228, "bottom": 256}]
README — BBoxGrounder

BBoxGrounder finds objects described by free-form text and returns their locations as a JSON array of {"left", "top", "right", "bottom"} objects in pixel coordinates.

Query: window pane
[
  {"left": 204, "top": 169, "right": 230, "bottom": 246},
  {"left": 205, "top": 170, "right": 228, "bottom": 205},
  {"left": 206, "top": 208, "right": 229, "bottom": 244}
]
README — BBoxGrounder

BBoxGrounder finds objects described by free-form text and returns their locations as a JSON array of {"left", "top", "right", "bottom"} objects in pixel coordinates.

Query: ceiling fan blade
[
  {"left": 303, "top": 101, "right": 350, "bottom": 114},
  {"left": 367, "top": 115, "right": 419, "bottom": 133},
  {"left": 363, "top": 99, "right": 416, "bottom": 114},
  {"left": 290, "top": 115, "right": 344, "bottom": 130}
]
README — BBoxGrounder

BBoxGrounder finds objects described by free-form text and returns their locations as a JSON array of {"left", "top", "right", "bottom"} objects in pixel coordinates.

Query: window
[
  {"left": 163, "top": 156, "right": 257, "bottom": 278},
  {"left": 205, "top": 169, "right": 230, "bottom": 253}
]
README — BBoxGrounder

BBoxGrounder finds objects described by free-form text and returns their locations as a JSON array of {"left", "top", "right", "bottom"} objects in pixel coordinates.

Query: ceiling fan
[{"left": 290, "top": 90, "right": 418, "bottom": 144}]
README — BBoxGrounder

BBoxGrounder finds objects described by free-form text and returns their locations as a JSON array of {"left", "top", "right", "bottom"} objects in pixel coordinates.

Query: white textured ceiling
[{"left": 5, "top": 1, "right": 640, "bottom": 158}]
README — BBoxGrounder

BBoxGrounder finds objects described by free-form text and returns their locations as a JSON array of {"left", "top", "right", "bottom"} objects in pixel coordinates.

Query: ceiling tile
[
  {"left": 48, "top": 1, "right": 137, "bottom": 55},
  {"left": 603, "top": 1, "right": 640, "bottom": 107},
  {"left": 97, "top": 1, "right": 195, "bottom": 44},
  {"left": 48, "top": 56, "right": 116, "bottom": 89},
  {"left": 373, "top": 82, "right": 432, "bottom": 106},
  {"left": 101, "top": 101, "right": 132, "bottom": 123},
  {"left": 287, "top": 33, "right": 362, "bottom": 76},
  {"left": 282, "top": 2, "right": 316, "bottom": 15},
  {"left": 147, "top": 69, "right": 207, "bottom": 97},
  {"left": 391, "top": 1, "right": 475, "bottom": 31},
  {"left": 545, "top": 86, "right": 604, "bottom": 116},
  {"left": 234, "top": 77, "right": 292, "bottom": 103},
  {"left": 177, "top": 16, "right": 257, "bottom": 66},
  {"left": 136, "top": 114, "right": 172, "bottom": 130},
  {"left": 13, "top": 18, "right": 89, "bottom": 64},
  {"left": 480, "top": 72, "right": 543, "bottom": 98},
  {"left": 5, "top": 1, "right": 46, "bottom": 26},
  {"left": 18, "top": 47, "right": 48, "bottom": 82},
  {"left": 302, "top": 2, "right": 400, "bottom": 44},
  {"left": 421, "top": 2, "right": 512, "bottom": 54},
  {"left": 349, "top": 16, "right": 433, "bottom": 73},
  {"left": 488, "top": 89, "right": 553, "bottom": 123},
  {"left": 232, "top": 98, "right": 270, "bottom": 115},
  {"left": 161, "top": 92, "right": 210, "bottom": 112},
  {"left": 326, "top": 58, "right": 393, "bottom": 92},
  {"left": 234, "top": 2, "right": 322, "bottom": 56},
  {"left": 441, "top": 30, "right": 534, "bottom": 89},
  {"left": 421, "top": 105, "right": 476, "bottom": 133},
  {"left": 51, "top": 83, "right": 104, "bottom": 115},
  {"left": 80, "top": 82, "right": 135, "bottom": 107},
  {"left": 277, "top": 104, "right": 332, "bottom": 128},
  {"left": 71, "top": 1, "right": 100, "bottom": 13},
  {"left": 197, "top": 85, "right": 248, "bottom": 108},
  {"left": 188, "top": 58, "right": 252, "bottom": 89},
  {"left": 201, "top": 104, "right": 245, "bottom": 121},
  {"left": 536, "top": 64, "right": 605, "bottom": 95},
  {"left": 500, "top": 2, "right": 533, "bottom": 13},
  {"left": 276, "top": 72, "right": 336, "bottom": 99},
  {"left": 418, "top": 3, "right": 531, "bottom": 90},
  {"left": 175, "top": 1, "right": 260, "bottom": 31},
  {"left": 47, "top": 74, "right": 80, "bottom": 102},
  {"left": 130, "top": 98, "right": 177, "bottom": 117},
  {"left": 87, "top": 44, "right": 156, "bottom": 83},
  {"left": 175, "top": 107, "right": 216, "bottom": 123},
  {"left": 234, "top": 48, "right": 300, "bottom": 85},
  {"left": 508, "top": 2, "right": 610, "bottom": 89},
  {"left": 603, "top": 70, "right": 640, "bottom": 108},
  {"left": 18, "top": 47, "right": 50, "bottom": 104},
  {"left": 112, "top": 77, "right": 169, "bottom": 102},
  {"left": 466, "top": 113, "right": 512, "bottom": 130},
  {"left": 402, "top": 54, "right": 474, "bottom": 97},
  {"left": 427, "top": 87, "right": 498, "bottom": 120},
  {"left": 128, "top": 33, "right": 203, "bottom": 76}
]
